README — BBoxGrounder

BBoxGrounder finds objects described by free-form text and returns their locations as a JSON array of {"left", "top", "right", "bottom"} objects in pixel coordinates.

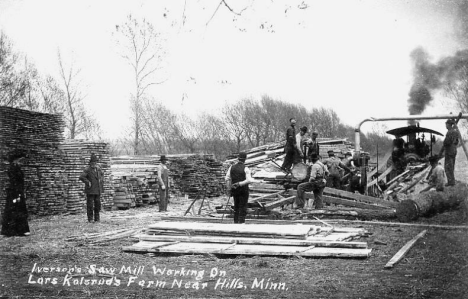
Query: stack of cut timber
[
  {"left": 110, "top": 154, "right": 225, "bottom": 201},
  {"left": 123, "top": 221, "right": 372, "bottom": 258},
  {"left": 0, "top": 106, "right": 65, "bottom": 216},
  {"left": 59, "top": 140, "right": 114, "bottom": 213}
]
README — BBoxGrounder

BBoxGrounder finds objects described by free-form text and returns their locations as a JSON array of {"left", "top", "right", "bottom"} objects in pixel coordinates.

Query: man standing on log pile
[
  {"left": 439, "top": 119, "right": 459, "bottom": 186},
  {"left": 296, "top": 154, "right": 328, "bottom": 209},
  {"left": 79, "top": 153, "right": 104, "bottom": 223},
  {"left": 225, "top": 152, "right": 255, "bottom": 223},
  {"left": 420, "top": 155, "right": 447, "bottom": 193},
  {"left": 157, "top": 155, "right": 170, "bottom": 212},
  {"left": 323, "top": 150, "right": 351, "bottom": 189},
  {"left": 307, "top": 131, "right": 320, "bottom": 163},
  {"left": 281, "top": 118, "right": 301, "bottom": 172},
  {"left": 296, "top": 126, "right": 309, "bottom": 163}
]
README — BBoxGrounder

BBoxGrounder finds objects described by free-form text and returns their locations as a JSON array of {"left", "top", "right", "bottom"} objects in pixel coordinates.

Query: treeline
[
  {"left": 1, "top": 31, "right": 394, "bottom": 160},
  {"left": 109, "top": 96, "right": 394, "bottom": 160}
]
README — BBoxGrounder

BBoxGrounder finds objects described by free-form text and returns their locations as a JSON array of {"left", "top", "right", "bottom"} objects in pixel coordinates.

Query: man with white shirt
[
  {"left": 225, "top": 152, "right": 255, "bottom": 223},
  {"left": 157, "top": 155, "right": 170, "bottom": 212}
]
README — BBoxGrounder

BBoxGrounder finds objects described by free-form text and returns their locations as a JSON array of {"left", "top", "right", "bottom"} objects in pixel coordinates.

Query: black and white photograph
[{"left": 1, "top": 0, "right": 468, "bottom": 298}]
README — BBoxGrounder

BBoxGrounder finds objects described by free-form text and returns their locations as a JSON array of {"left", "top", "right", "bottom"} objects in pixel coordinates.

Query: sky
[{"left": 0, "top": 0, "right": 465, "bottom": 139}]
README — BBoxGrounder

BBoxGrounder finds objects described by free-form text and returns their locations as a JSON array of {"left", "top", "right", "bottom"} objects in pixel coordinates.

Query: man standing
[
  {"left": 296, "top": 126, "right": 308, "bottom": 163},
  {"left": 323, "top": 150, "right": 351, "bottom": 189},
  {"left": 79, "top": 153, "right": 104, "bottom": 223},
  {"left": 225, "top": 152, "right": 255, "bottom": 223},
  {"left": 439, "top": 119, "right": 459, "bottom": 186},
  {"left": 281, "top": 118, "right": 298, "bottom": 171},
  {"left": 296, "top": 154, "right": 328, "bottom": 209},
  {"left": 307, "top": 131, "right": 320, "bottom": 163},
  {"left": 421, "top": 155, "right": 447, "bottom": 192},
  {"left": 157, "top": 155, "right": 170, "bottom": 212}
]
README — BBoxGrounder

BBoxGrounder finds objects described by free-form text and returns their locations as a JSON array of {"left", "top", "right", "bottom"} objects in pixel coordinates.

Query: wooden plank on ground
[
  {"left": 135, "top": 234, "right": 368, "bottom": 248},
  {"left": 384, "top": 230, "right": 427, "bottom": 268},
  {"left": 123, "top": 241, "right": 372, "bottom": 258},
  {"left": 323, "top": 188, "right": 398, "bottom": 208},
  {"left": 262, "top": 196, "right": 296, "bottom": 211},
  {"left": 250, "top": 190, "right": 285, "bottom": 203},
  {"left": 288, "top": 190, "right": 393, "bottom": 210}
]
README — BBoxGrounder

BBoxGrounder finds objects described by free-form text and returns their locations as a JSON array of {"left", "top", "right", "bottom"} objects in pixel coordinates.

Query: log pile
[
  {"left": 123, "top": 221, "right": 372, "bottom": 258},
  {"left": 110, "top": 154, "right": 225, "bottom": 202}
]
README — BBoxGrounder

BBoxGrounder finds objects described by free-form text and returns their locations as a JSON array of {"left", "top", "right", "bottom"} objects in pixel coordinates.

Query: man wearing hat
[
  {"left": 225, "top": 152, "right": 255, "bottom": 223},
  {"left": 1, "top": 150, "right": 30, "bottom": 236},
  {"left": 421, "top": 155, "right": 447, "bottom": 193},
  {"left": 79, "top": 153, "right": 104, "bottom": 223},
  {"left": 281, "top": 118, "right": 299, "bottom": 171},
  {"left": 157, "top": 155, "right": 170, "bottom": 212},
  {"left": 438, "top": 119, "right": 459, "bottom": 186},
  {"left": 323, "top": 150, "right": 351, "bottom": 189},
  {"left": 306, "top": 131, "right": 320, "bottom": 163},
  {"left": 296, "top": 153, "right": 328, "bottom": 209}
]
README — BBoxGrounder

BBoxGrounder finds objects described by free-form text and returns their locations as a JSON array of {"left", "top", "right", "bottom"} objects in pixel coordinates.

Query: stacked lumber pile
[
  {"left": 0, "top": 106, "right": 65, "bottom": 215},
  {"left": 0, "top": 107, "right": 114, "bottom": 216},
  {"left": 110, "top": 154, "right": 225, "bottom": 201},
  {"left": 59, "top": 140, "right": 114, "bottom": 213},
  {"left": 123, "top": 221, "right": 372, "bottom": 258}
]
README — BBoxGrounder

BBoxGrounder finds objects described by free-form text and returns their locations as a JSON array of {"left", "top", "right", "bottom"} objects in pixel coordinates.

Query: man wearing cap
[
  {"left": 79, "top": 153, "right": 104, "bottom": 223},
  {"left": 306, "top": 131, "right": 320, "bottom": 163},
  {"left": 157, "top": 155, "right": 170, "bottom": 212},
  {"left": 281, "top": 118, "right": 298, "bottom": 171},
  {"left": 296, "top": 153, "right": 328, "bottom": 209},
  {"left": 421, "top": 156, "right": 447, "bottom": 193},
  {"left": 438, "top": 119, "right": 459, "bottom": 186},
  {"left": 225, "top": 152, "right": 255, "bottom": 223},
  {"left": 323, "top": 150, "right": 351, "bottom": 189}
]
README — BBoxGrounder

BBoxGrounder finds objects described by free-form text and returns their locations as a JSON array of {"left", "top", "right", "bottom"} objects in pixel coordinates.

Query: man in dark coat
[
  {"left": 439, "top": 119, "right": 459, "bottom": 186},
  {"left": 79, "top": 153, "right": 104, "bottom": 223},
  {"left": 157, "top": 155, "right": 170, "bottom": 212},
  {"left": 1, "top": 150, "right": 30, "bottom": 236},
  {"left": 225, "top": 152, "right": 255, "bottom": 223},
  {"left": 281, "top": 118, "right": 298, "bottom": 172},
  {"left": 307, "top": 131, "right": 320, "bottom": 163}
]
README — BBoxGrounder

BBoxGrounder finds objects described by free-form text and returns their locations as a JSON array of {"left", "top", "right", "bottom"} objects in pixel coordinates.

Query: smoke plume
[{"left": 407, "top": 0, "right": 468, "bottom": 115}]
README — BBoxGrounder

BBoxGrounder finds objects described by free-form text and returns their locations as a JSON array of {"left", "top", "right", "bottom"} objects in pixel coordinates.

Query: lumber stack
[
  {"left": 59, "top": 140, "right": 114, "bottom": 213},
  {"left": 0, "top": 106, "right": 65, "bottom": 216},
  {"left": 0, "top": 107, "right": 115, "bottom": 216},
  {"left": 110, "top": 154, "right": 225, "bottom": 201},
  {"left": 123, "top": 221, "right": 372, "bottom": 258}
]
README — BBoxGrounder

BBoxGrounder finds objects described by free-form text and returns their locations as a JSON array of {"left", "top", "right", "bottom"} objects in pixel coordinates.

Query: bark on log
[{"left": 396, "top": 183, "right": 468, "bottom": 222}]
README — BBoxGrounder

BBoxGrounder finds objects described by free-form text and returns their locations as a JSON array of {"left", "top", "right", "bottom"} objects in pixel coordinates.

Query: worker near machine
[
  {"left": 157, "top": 155, "right": 170, "bottom": 212},
  {"left": 421, "top": 155, "right": 447, "bottom": 192},
  {"left": 307, "top": 131, "right": 320, "bottom": 163},
  {"left": 296, "top": 154, "right": 328, "bottom": 209},
  {"left": 438, "top": 119, "right": 459, "bottom": 186},
  {"left": 391, "top": 137, "right": 407, "bottom": 176},
  {"left": 323, "top": 150, "right": 351, "bottom": 189},
  {"left": 79, "top": 153, "right": 104, "bottom": 223},
  {"left": 225, "top": 152, "right": 255, "bottom": 223},
  {"left": 281, "top": 118, "right": 299, "bottom": 171},
  {"left": 296, "top": 126, "right": 309, "bottom": 163}
]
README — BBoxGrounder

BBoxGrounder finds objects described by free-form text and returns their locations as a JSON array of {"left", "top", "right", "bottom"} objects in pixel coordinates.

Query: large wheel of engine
[{"left": 404, "top": 153, "right": 420, "bottom": 163}]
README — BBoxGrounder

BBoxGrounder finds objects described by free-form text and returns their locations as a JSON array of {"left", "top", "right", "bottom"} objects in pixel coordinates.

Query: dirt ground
[{"left": 1, "top": 153, "right": 468, "bottom": 299}]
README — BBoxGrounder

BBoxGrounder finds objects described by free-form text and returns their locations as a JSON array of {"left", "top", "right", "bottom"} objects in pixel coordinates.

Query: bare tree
[
  {"left": 115, "top": 14, "right": 165, "bottom": 155},
  {"left": 222, "top": 101, "right": 247, "bottom": 152},
  {"left": 57, "top": 51, "right": 101, "bottom": 139},
  {"left": 0, "top": 32, "right": 28, "bottom": 107},
  {"left": 445, "top": 65, "right": 468, "bottom": 136}
]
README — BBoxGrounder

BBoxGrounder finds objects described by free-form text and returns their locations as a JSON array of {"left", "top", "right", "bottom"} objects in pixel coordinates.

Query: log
[
  {"left": 396, "top": 183, "right": 468, "bottom": 222},
  {"left": 384, "top": 230, "right": 427, "bottom": 268}
]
